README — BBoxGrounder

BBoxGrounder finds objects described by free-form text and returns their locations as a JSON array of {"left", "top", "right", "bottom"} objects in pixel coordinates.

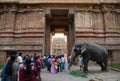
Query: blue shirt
[
  {"left": 79, "top": 57, "right": 83, "bottom": 62},
  {"left": 1, "top": 63, "right": 12, "bottom": 81}
]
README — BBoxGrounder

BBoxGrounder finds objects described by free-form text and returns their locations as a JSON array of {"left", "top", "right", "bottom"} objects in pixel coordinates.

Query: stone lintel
[{"left": 0, "top": 0, "right": 119, "bottom": 4}]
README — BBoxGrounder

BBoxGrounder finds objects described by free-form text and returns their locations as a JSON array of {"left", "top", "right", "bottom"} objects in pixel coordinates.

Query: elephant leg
[
  {"left": 83, "top": 58, "right": 89, "bottom": 73},
  {"left": 96, "top": 62, "right": 104, "bottom": 71},
  {"left": 103, "top": 60, "right": 108, "bottom": 71}
]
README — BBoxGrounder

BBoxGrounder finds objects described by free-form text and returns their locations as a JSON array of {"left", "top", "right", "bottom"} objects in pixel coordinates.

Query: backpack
[{"left": 5, "top": 62, "right": 13, "bottom": 75}]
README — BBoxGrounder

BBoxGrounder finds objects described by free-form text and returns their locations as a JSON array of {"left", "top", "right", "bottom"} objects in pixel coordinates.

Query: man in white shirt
[
  {"left": 18, "top": 53, "right": 23, "bottom": 66},
  {"left": 17, "top": 52, "right": 23, "bottom": 81}
]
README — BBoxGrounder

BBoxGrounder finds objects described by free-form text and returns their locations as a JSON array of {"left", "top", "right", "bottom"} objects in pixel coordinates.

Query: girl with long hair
[{"left": 19, "top": 58, "right": 39, "bottom": 81}]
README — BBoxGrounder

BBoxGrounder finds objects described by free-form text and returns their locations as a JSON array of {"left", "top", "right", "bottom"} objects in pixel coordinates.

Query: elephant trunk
[{"left": 68, "top": 49, "right": 75, "bottom": 70}]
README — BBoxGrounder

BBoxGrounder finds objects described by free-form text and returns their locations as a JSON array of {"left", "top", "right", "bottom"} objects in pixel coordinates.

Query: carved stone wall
[
  {"left": 0, "top": 5, "right": 45, "bottom": 64},
  {"left": 75, "top": 5, "right": 120, "bottom": 43},
  {"left": 0, "top": 3, "right": 120, "bottom": 64},
  {"left": 74, "top": 4, "right": 120, "bottom": 64}
]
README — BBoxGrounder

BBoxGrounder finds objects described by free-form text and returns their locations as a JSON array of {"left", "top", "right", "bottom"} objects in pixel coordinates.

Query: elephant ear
[{"left": 81, "top": 46, "right": 86, "bottom": 54}]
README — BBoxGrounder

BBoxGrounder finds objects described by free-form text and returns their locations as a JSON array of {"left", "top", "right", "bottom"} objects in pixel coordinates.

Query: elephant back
[{"left": 84, "top": 43, "right": 108, "bottom": 61}]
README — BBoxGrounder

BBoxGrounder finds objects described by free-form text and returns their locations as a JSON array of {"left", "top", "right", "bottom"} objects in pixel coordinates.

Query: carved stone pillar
[
  {"left": 68, "top": 24, "right": 74, "bottom": 53},
  {"left": 45, "top": 24, "right": 50, "bottom": 55},
  {"left": 44, "top": 9, "right": 51, "bottom": 55},
  {"left": 68, "top": 9, "right": 75, "bottom": 54}
]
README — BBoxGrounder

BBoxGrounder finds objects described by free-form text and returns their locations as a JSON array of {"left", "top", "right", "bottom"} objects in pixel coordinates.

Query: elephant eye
[{"left": 74, "top": 49, "right": 76, "bottom": 51}]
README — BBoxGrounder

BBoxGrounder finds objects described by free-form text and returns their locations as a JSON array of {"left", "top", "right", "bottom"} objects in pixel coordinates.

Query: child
[
  {"left": 79, "top": 56, "right": 83, "bottom": 71},
  {"left": 54, "top": 58, "right": 60, "bottom": 73}
]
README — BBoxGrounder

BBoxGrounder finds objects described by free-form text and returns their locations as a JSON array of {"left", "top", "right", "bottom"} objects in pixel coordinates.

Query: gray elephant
[{"left": 68, "top": 43, "right": 108, "bottom": 73}]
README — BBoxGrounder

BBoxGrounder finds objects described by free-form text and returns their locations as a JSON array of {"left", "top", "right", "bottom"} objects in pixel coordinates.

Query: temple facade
[{"left": 0, "top": 0, "right": 120, "bottom": 64}]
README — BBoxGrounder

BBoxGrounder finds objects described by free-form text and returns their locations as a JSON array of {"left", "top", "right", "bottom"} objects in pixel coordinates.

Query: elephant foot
[
  {"left": 84, "top": 71, "right": 88, "bottom": 74},
  {"left": 101, "top": 69, "right": 108, "bottom": 72},
  {"left": 104, "top": 69, "right": 108, "bottom": 72},
  {"left": 83, "top": 68, "right": 89, "bottom": 73},
  {"left": 83, "top": 70, "right": 89, "bottom": 73}
]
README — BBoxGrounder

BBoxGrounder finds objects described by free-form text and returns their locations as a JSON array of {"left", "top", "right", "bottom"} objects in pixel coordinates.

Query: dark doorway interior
[{"left": 6, "top": 51, "right": 17, "bottom": 58}]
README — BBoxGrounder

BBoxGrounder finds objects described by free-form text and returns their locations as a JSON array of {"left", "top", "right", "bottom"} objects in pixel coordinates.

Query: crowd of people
[
  {"left": 44, "top": 54, "right": 68, "bottom": 74},
  {"left": 0, "top": 53, "right": 83, "bottom": 81},
  {"left": 1, "top": 53, "right": 42, "bottom": 81}
]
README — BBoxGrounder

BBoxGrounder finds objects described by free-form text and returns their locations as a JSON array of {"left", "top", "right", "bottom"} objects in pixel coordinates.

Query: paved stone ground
[
  {"left": 0, "top": 64, "right": 120, "bottom": 81},
  {"left": 41, "top": 64, "right": 120, "bottom": 81}
]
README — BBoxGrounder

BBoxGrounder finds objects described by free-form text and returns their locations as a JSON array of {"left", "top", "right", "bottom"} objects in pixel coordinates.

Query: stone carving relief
[
  {"left": 92, "top": 12, "right": 103, "bottom": 29},
  {"left": 75, "top": 11, "right": 93, "bottom": 30},
  {"left": 15, "top": 13, "right": 26, "bottom": 31},
  {"left": 17, "top": 6, "right": 45, "bottom": 29},
  {"left": 0, "top": 5, "right": 17, "bottom": 30},
  {"left": 0, "top": 13, "right": 4, "bottom": 29},
  {"left": 0, "top": 6, "right": 7, "bottom": 29},
  {"left": 26, "top": 11, "right": 45, "bottom": 29},
  {"left": 105, "top": 12, "right": 116, "bottom": 29}
]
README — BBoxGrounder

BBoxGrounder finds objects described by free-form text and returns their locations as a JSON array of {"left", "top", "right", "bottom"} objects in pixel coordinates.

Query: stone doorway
[{"left": 45, "top": 9, "right": 74, "bottom": 56}]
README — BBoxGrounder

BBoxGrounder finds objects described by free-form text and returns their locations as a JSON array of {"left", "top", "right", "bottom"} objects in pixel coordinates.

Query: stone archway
[{"left": 45, "top": 9, "right": 74, "bottom": 55}]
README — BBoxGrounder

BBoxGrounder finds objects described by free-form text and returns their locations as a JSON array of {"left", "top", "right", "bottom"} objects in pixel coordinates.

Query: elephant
[{"left": 68, "top": 43, "right": 108, "bottom": 73}]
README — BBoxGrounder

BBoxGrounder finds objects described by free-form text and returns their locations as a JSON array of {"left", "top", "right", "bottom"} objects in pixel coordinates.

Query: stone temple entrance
[{"left": 45, "top": 9, "right": 74, "bottom": 55}]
